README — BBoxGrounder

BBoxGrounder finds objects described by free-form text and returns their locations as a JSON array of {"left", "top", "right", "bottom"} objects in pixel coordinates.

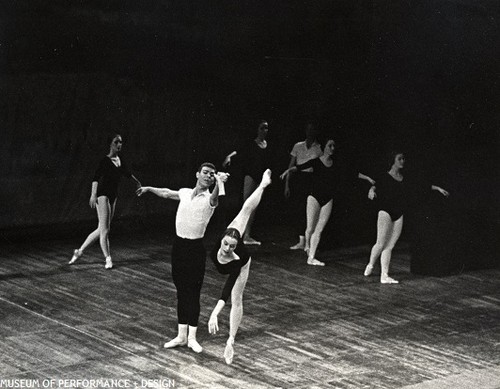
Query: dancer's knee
[
  {"left": 99, "top": 226, "right": 110, "bottom": 236},
  {"left": 382, "top": 247, "right": 393, "bottom": 256}
]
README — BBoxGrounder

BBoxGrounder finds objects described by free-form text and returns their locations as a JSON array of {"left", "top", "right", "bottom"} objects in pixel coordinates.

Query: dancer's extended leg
[
  {"left": 229, "top": 170, "right": 272, "bottom": 237},
  {"left": 241, "top": 175, "right": 260, "bottom": 244}
]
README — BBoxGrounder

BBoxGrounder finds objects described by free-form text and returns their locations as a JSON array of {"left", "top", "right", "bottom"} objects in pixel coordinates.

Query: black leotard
[
  {"left": 210, "top": 239, "right": 251, "bottom": 302},
  {"left": 375, "top": 173, "right": 408, "bottom": 221},
  {"left": 238, "top": 139, "right": 271, "bottom": 181},
  {"left": 93, "top": 156, "right": 132, "bottom": 203},
  {"left": 296, "top": 157, "right": 338, "bottom": 206}
]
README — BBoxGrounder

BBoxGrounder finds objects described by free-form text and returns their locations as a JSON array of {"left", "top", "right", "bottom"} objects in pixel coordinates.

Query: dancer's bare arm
[
  {"left": 431, "top": 185, "right": 450, "bottom": 197},
  {"left": 136, "top": 186, "right": 180, "bottom": 200}
]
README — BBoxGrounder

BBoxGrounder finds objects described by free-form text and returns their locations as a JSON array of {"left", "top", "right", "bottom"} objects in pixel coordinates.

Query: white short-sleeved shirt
[
  {"left": 290, "top": 141, "right": 323, "bottom": 172},
  {"left": 175, "top": 188, "right": 216, "bottom": 239}
]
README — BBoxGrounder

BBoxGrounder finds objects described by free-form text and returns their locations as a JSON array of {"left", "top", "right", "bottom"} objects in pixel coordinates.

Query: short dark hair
[{"left": 198, "top": 162, "right": 217, "bottom": 172}]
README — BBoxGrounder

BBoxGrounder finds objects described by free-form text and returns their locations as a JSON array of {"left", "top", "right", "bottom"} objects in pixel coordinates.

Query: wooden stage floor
[{"left": 0, "top": 227, "right": 499, "bottom": 388}]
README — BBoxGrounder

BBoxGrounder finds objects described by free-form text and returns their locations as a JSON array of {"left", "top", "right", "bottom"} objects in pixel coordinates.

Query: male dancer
[{"left": 137, "top": 162, "right": 228, "bottom": 353}]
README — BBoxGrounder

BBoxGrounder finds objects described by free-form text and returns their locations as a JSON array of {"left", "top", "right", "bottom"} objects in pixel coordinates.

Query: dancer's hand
[
  {"left": 368, "top": 186, "right": 376, "bottom": 200},
  {"left": 279, "top": 170, "right": 289, "bottom": 180},
  {"left": 89, "top": 195, "right": 97, "bottom": 208},
  {"left": 222, "top": 156, "right": 232, "bottom": 168},
  {"left": 438, "top": 188, "right": 450, "bottom": 197},
  {"left": 208, "top": 314, "right": 219, "bottom": 334},
  {"left": 135, "top": 187, "right": 148, "bottom": 197},
  {"left": 217, "top": 172, "right": 230, "bottom": 183}
]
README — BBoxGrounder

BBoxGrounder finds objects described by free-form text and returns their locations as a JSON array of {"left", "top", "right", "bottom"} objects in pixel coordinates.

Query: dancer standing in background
[
  {"left": 136, "top": 163, "right": 229, "bottom": 353},
  {"left": 281, "top": 138, "right": 375, "bottom": 266},
  {"left": 363, "top": 151, "right": 449, "bottom": 284},
  {"left": 284, "top": 122, "right": 322, "bottom": 250},
  {"left": 69, "top": 133, "right": 141, "bottom": 269},
  {"left": 222, "top": 120, "right": 271, "bottom": 245},
  {"left": 208, "top": 169, "right": 272, "bottom": 364}
]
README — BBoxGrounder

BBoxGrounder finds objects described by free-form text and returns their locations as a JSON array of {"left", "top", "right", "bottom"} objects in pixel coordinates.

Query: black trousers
[
  {"left": 290, "top": 172, "right": 313, "bottom": 236},
  {"left": 171, "top": 236, "right": 206, "bottom": 326}
]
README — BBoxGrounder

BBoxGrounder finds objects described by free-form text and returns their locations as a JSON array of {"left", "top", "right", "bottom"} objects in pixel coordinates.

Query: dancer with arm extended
[
  {"left": 363, "top": 151, "right": 449, "bottom": 284},
  {"left": 222, "top": 120, "right": 271, "bottom": 245},
  {"left": 208, "top": 169, "right": 272, "bottom": 364},
  {"left": 281, "top": 139, "right": 375, "bottom": 266},
  {"left": 284, "top": 123, "right": 323, "bottom": 250},
  {"left": 280, "top": 139, "right": 337, "bottom": 266},
  {"left": 69, "top": 133, "right": 141, "bottom": 269},
  {"left": 136, "top": 163, "right": 229, "bottom": 353}
]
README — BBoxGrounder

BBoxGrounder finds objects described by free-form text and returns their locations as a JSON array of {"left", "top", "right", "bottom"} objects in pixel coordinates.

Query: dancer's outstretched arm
[
  {"left": 227, "top": 169, "right": 272, "bottom": 236},
  {"left": 431, "top": 185, "right": 450, "bottom": 197},
  {"left": 136, "top": 186, "right": 180, "bottom": 200},
  {"left": 358, "top": 172, "right": 375, "bottom": 185}
]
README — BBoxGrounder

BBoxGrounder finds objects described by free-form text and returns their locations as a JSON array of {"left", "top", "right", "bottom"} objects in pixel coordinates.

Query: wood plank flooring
[{"left": 0, "top": 227, "right": 498, "bottom": 388}]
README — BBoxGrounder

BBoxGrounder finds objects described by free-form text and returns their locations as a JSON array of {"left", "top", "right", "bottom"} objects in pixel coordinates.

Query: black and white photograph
[{"left": 0, "top": 1, "right": 499, "bottom": 388}]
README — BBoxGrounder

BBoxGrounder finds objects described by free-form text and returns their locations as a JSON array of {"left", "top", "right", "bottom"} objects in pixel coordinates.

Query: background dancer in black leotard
[
  {"left": 208, "top": 169, "right": 272, "bottom": 364},
  {"left": 222, "top": 120, "right": 271, "bottom": 245},
  {"left": 363, "top": 151, "right": 449, "bottom": 284},
  {"left": 281, "top": 138, "right": 374, "bottom": 266},
  {"left": 69, "top": 134, "right": 141, "bottom": 269}
]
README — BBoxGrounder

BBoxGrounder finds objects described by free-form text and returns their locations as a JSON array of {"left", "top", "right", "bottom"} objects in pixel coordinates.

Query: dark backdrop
[{"left": 1, "top": 1, "right": 498, "bottom": 267}]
